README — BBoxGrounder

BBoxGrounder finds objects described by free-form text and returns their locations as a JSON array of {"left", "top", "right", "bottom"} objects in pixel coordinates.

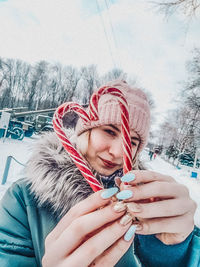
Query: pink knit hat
[{"left": 76, "top": 80, "right": 150, "bottom": 151}]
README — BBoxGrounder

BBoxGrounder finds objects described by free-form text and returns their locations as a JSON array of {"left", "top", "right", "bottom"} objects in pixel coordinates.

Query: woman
[{"left": 0, "top": 80, "right": 199, "bottom": 267}]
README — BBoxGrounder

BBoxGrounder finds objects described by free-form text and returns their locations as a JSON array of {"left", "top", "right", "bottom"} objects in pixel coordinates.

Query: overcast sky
[{"left": 0, "top": 0, "right": 200, "bottom": 127}]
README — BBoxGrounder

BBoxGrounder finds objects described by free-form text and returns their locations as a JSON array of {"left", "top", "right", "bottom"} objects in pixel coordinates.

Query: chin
[
  {"left": 97, "top": 167, "right": 118, "bottom": 176},
  {"left": 99, "top": 170, "right": 113, "bottom": 176},
  {"left": 90, "top": 160, "right": 121, "bottom": 176}
]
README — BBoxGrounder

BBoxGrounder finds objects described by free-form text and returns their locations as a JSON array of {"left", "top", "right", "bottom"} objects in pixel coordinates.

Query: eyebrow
[
  {"left": 131, "top": 136, "right": 140, "bottom": 142},
  {"left": 108, "top": 124, "right": 140, "bottom": 142}
]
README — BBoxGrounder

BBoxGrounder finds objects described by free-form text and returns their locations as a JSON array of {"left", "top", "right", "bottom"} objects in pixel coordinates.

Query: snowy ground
[
  {"left": 0, "top": 135, "right": 39, "bottom": 195},
  {"left": 0, "top": 135, "right": 200, "bottom": 227}
]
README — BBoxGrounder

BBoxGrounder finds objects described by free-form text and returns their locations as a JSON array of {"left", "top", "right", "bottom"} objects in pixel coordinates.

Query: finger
[
  {"left": 119, "top": 181, "right": 189, "bottom": 202},
  {"left": 90, "top": 235, "right": 134, "bottom": 267},
  {"left": 67, "top": 220, "right": 133, "bottom": 266},
  {"left": 127, "top": 198, "right": 195, "bottom": 219},
  {"left": 52, "top": 203, "right": 126, "bottom": 258},
  {"left": 135, "top": 212, "right": 195, "bottom": 235},
  {"left": 49, "top": 188, "right": 119, "bottom": 240},
  {"left": 121, "top": 170, "right": 175, "bottom": 186},
  {"left": 114, "top": 177, "right": 122, "bottom": 187}
]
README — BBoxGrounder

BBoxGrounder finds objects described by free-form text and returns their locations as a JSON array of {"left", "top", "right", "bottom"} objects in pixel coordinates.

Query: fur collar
[{"left": 25, "top": 132, "right": 93, "bottom": 219}]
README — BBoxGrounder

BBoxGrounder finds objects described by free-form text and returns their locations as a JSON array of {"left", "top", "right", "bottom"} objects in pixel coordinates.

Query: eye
[
  {"left": 131, "top": 141, "right": 137, "bottom": 146},
  {"left": 131, "top": 140, "right": 139, "bottom": 147},
  {"left": 104, "top": 129, "right": 116, "bottom": 136}
]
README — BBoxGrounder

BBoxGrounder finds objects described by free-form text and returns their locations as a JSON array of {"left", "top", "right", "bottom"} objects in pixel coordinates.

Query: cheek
[
  {"left": 90, "top": 138, "right": 107, "bottom": 152},
  {"left": 90, "top": 132, "right": 107, "bottom": 152}
]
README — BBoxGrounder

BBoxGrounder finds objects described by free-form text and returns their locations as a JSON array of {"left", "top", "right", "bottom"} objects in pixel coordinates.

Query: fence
[{"left": 1, "top": 156, "right": 26, "bottom": 185}]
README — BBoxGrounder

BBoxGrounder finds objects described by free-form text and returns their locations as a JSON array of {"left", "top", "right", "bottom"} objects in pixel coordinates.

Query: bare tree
[
  {"left": 153, "top": 0, "right": 200, "bottom": 17},
  {"left": 80, "top": 65, "right": 100, "bottom": 104},
  {"left": 27, "top": 61, "right": 49, "bottom": 110},
  {"left": 156, "top": 48, "right": 200, "bottom": 160},
  {"left": 63, "top": 66, "right": 81, "bottom": 101},
  {"left": 184, "top": 48, "right": 200, "bottom": 150},
  {"left": 100, "top": 68, "right": 127, "bottom": 85},
  {"left": 0, "top": 58, "right": 22, "bottom": 108},
  {"left": 46, "top": 64, "right": 61, "bottom": 108},
  {"left": 53, "top": 65, "right": 81, "bottom": 105},
  {"left": 18, "top": 62, "right": 31, "bottom": 107},
  {"left": 0, "top": 58, "right": 9, "bottom": 108},
  {"left": 0, "top": 58, "right": 13, "bottom": 108}
]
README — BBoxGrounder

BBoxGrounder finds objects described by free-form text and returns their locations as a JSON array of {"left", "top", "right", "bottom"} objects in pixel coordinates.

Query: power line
[
  {"left": 104, "top": 0, "right": 121, "bottom": 68},
  {"left": 95, "top": 0, "right": 117, "bottom": 69}
]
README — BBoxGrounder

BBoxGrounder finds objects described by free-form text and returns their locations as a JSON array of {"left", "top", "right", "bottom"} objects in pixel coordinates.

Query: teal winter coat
[
  {"left": 0, "top": 133, "right": 200, "bottom": 267},
  {"left": 0, "top": 179, "right": 144, "bottom": 267}
]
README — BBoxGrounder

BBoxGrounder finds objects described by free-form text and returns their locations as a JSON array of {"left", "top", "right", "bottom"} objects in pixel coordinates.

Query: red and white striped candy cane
[
  {"left": 53, "top": 87, "right": 132, "bottom": 192},
  {"left": 53, "top": 102, "right": 103, "bottom": 192},
  {"left": 89, "top": 86, "right": 132, "bottom": 174}
]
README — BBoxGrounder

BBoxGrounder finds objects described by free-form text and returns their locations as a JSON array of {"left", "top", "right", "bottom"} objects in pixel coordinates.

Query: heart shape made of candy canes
[{"left": 53, "top": 86, "right": 132, "bottom": 192}]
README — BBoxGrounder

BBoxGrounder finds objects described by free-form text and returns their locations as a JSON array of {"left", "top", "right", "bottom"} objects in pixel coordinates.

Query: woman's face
[{"left": 85, "top": 124, "right": 140, "bottom": 176}]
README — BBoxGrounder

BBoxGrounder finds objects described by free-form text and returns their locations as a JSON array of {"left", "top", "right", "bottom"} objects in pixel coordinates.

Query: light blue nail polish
[
  {"left": 124, "top": 225, "right": 137, "bottom": 241},
  {"left": 116, "top": 190, "right": 133, "bottom": 200},
  {"left": 121, "top": 173, "right": 135, "bottom": 182},
  {"left": 101, "top": 187, "right": 119, "bottom": 199}
]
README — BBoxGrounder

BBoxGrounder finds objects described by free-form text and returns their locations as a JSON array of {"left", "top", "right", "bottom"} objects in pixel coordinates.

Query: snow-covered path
[
  {"left": 0, "top": 136, "right": 200, "bottom": 227},
  {"left": 143, "top": 153, "right": 200, "bottom": 227}
]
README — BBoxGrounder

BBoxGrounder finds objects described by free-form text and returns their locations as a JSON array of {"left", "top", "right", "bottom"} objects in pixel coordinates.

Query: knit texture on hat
[{"left": 76, "top": 80, "right": 150, "bottom": 151}]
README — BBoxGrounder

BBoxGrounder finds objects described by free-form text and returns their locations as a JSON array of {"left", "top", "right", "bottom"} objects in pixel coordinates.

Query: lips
[{"left": 99, "top": 157, "right": 118, "bottom": 168}]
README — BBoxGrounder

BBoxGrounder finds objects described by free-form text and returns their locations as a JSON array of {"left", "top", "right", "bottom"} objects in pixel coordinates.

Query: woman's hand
[
  {"left": 42, "top": 189, "right": 135, "bottom": 267},
  {"left": 119, "top": 170, "right": 197, "bottom": 245}
]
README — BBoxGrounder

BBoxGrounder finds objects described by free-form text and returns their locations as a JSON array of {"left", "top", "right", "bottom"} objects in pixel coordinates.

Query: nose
[{"left": 108, "top": 138, "right": 123, "bottom": 159}]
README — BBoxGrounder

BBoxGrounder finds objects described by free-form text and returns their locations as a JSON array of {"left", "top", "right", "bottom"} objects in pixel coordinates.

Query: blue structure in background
[{"left": 191, "top": 171, "right": 198, "bottom": 179}]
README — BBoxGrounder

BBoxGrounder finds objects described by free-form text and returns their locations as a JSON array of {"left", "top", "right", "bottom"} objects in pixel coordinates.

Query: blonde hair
[{"left": 76, "top": 130, "right": 91, "bottom": 157}]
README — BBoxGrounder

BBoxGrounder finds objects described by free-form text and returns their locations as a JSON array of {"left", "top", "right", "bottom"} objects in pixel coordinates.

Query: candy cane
[
  {"left": 53, "top": 102, "right": 103, "bottom": 192},
  {"left": 90, "top": 86, "right": 132, "bottom": 174},
  {"left": 53, "top": 87, "right": 132, "bottom": 192}
]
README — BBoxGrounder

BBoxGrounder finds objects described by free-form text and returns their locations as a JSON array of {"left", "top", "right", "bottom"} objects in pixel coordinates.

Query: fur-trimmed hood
[{"left": 25, "top": 132, "right": 94, "bottom": 219}]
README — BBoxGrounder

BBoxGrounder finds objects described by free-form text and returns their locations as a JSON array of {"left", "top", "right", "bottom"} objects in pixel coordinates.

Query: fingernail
[
  {"left": 116, "top": 190, "right": 133, "bottom": 200},
  {"left": 121, "top": 173, "right": 135, "bottom": 183},
  {"left": 120, "top": 213, "right": 132, "bottom": 225},
  {"left": 124, "top": 225, "right": 137, "bottom": 241},
  {"left": 113, "top": 202, "right": 127, "bottom": 212},
  {"left": 127, "top": 203, "right": 141, "bottom": 213},
  {"left": 100, "top": 187, "right": 119, "bottom": 199}
]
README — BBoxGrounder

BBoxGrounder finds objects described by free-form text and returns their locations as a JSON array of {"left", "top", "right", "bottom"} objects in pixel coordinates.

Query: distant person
[
  {"left": 0, "top": 80, "right": 199, "bottom": 266},
  {"left": 149, "top": 149, "right": 154, "bottom": 160}
]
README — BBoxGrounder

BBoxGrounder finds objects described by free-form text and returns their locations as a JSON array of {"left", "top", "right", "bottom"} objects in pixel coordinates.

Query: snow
[
  {"left": 0, "top": 135, "right": 39, "bottom": 195},
  {"left": 0, "top": 136, "right": 200, "bottom": 227}
]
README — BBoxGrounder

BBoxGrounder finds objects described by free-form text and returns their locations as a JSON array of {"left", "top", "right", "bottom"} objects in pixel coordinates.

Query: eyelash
[
  {"left": 131, "top": 141, "right": 137, "bottom": 146},
  {"left": 104, "top": 129, "right": 138, "bottom": 147},
  {"left": 104, "top": 129, "right": 116, "bottom": 136}
]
